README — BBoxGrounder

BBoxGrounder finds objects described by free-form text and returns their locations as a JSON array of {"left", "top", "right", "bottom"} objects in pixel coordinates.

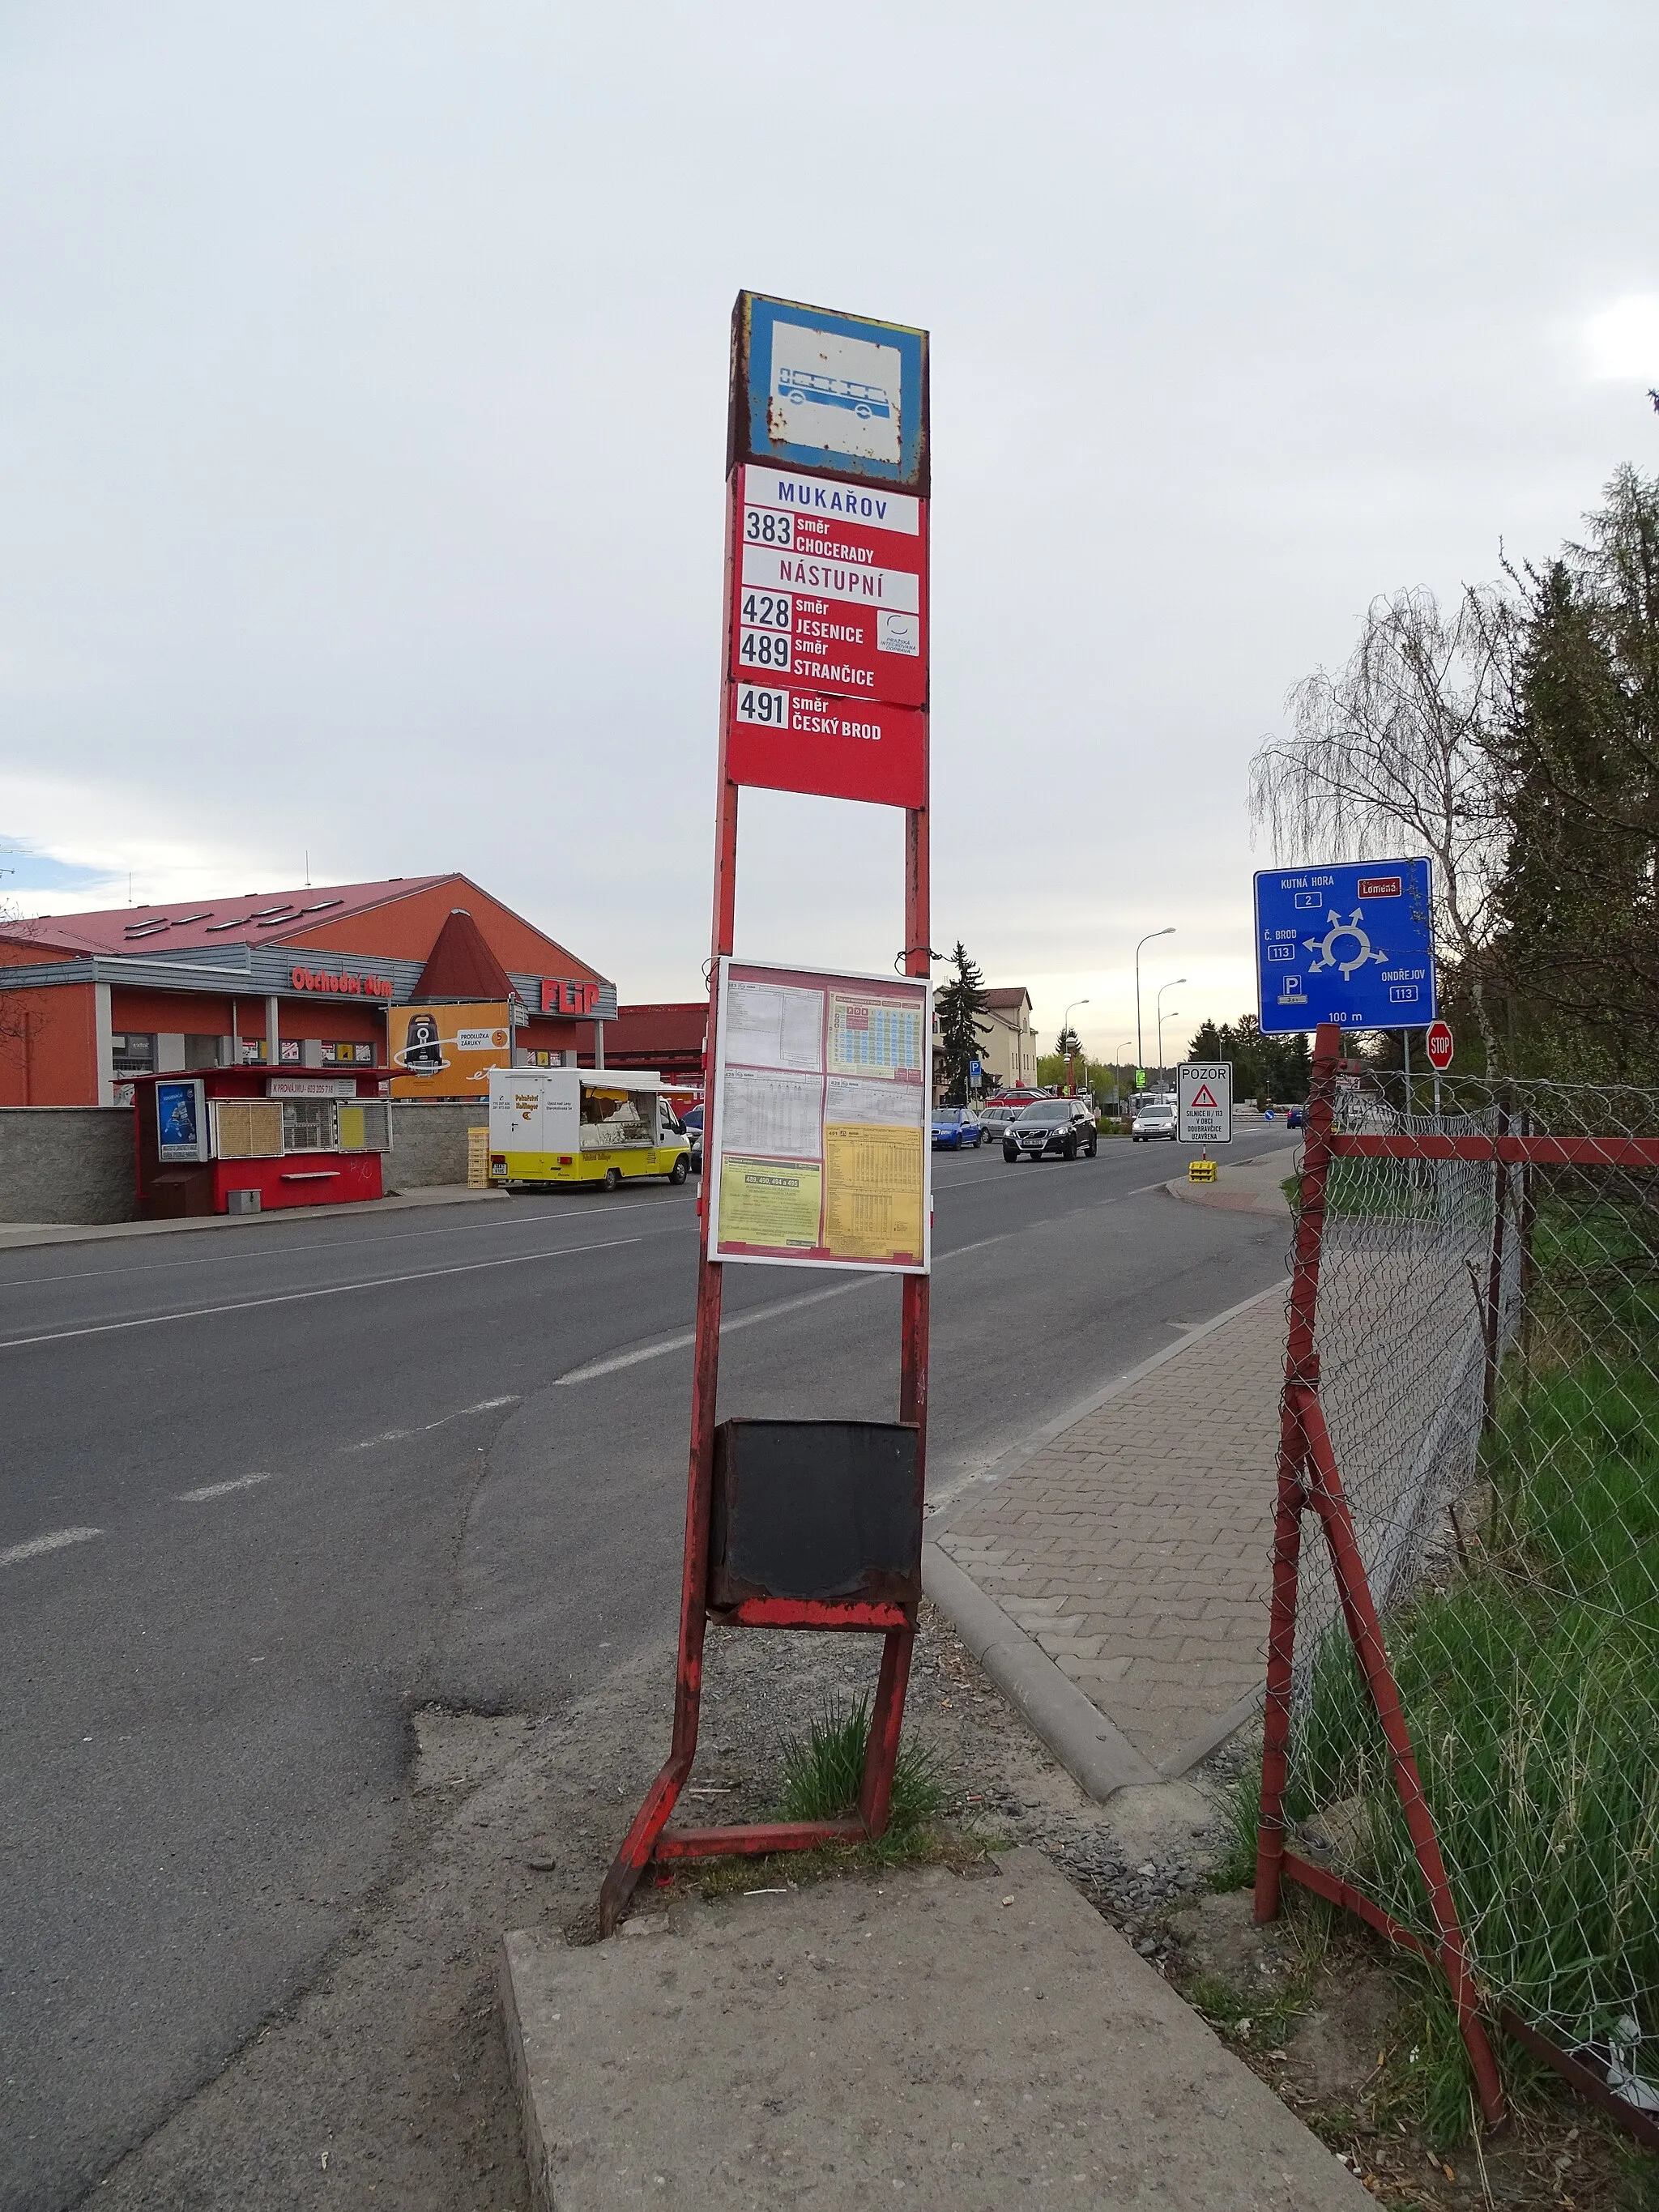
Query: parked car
[
  {"left": 1132, "top": 1100, "right": 1179, "bottom": 1141},
  {"left": 931, "top": 1106, "right": 983, "bottom": 1151},
  {"left": 1003, "top": 1097, "right": 1098, "bottom": 1161},
  {"left": 975, "top": 1102, "right": 1023, "bottom": 1139},
  {"left": 1286, "top": 1105, "right": 1304, "bottom": 1130},
  {"left": 680, "top": 1102, "right": 704, "bottom": 1170}
]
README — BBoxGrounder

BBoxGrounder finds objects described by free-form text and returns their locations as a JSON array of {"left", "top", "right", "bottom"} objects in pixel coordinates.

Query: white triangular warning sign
[{"left": 1191, "top": 1083, "right": 1218, "bottom": 1108}]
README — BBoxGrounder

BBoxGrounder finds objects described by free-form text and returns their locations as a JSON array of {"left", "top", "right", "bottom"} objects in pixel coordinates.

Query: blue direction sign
[{"left": 1254, "top": 858, "right": 1437, "bottom": 1034}]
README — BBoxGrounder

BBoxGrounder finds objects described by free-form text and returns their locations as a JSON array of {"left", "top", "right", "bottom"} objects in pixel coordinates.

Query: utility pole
[
  {"left": 1061, "top": 998, "right": 1089, "bottom": 1097},
  {"left": 1134, "top": 927, "right": 1174, "bottom": 1087},
  {"left": 1156, "top": 977, "right": 1186, "bottom": 1091}
]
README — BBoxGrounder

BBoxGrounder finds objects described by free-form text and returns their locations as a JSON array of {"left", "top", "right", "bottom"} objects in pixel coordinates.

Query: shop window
[
  {"left": 112, "top": 1034, "right": 156, "bottom": 1075},
  {"left": 338, "top": 1101, "right": 392, "bottom": 1153},
  {"left": 184, "top": 1035, "right": 223, "bottom": 1070},
  {"left": 281, "top": 1097, "right": 336, "bottom": 1153},
  {"left": 322, "top": 1042, "right": 376, "bottom": 1066},
  {"left": 214, "top": 1099, "right": 284, "bottom": 1158},
  {"left": 240, "top": 1039, "right": 304, "bottom": 1065}
]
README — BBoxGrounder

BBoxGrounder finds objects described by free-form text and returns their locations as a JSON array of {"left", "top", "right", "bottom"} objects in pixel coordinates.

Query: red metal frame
[
  {"left": 599, "top": 471, "right": 931, "bottom": 1937},
  {"left": 1255, "top": 1023, "right": 1505, "bottom": 2125}
]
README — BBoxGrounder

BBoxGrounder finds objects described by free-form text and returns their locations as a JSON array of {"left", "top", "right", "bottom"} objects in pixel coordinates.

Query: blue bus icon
[{"left": 776, "top": 366, "right": 893, "bottom": 422}]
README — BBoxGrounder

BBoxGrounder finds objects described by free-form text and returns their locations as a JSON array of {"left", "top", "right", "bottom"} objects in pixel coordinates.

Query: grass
[
  {"left": 668, "top": 1702, "right": 976, "bottom": 1899},
  {"left": 776, "top": 1694, "right": 945, "bottom": 1837},
  {"left": 1230, "top": 1191, "right": 1659, "bottom": 2147},
  {"left": 1280, "top": 1349, "right": 1659, "bottom": 2134}
]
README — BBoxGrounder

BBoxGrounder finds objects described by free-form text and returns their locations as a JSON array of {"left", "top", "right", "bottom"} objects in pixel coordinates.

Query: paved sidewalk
[
  {"left": 0, "top": 1181, "right": 508, "bottom": 1251},
  {"left": 929, "top": 1260, "right": 1289, "bottom": 1786},
  {"left": 1164, "top": 1144, "right": 1301, "bottom": 1217}
]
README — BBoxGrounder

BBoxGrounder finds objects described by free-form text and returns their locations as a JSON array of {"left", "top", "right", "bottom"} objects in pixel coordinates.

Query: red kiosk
[
  {"left": 602, "top": 292, "right": 932, "bottom": 1931},
  {"left": 130, "top": 1064, "right": 392, "bottom": 1217}
]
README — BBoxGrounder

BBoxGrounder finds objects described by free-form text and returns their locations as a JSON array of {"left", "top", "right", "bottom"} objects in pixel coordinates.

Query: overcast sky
[{"left": 3, "top": 2, "right": 1656, "bottom": 1063}]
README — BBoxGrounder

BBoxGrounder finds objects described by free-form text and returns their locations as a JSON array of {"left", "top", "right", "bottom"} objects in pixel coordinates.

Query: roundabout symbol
[{"left": 1303, "top": 907, "right": 1388, "bottom": 982}]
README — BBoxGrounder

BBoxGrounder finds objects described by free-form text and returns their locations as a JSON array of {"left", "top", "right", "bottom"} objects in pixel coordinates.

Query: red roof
[
  {"left": 0, "top": 876, "right": 452, "bottom": 959},
  {"left": 412, "top": 910, "right": 518, "bottom": 1001},
  {"left": 982, "top": 987, "right": 1032, "bottom": 1012}
]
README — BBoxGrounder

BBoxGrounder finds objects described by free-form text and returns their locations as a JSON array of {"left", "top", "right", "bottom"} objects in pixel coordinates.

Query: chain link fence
[{"left": 1259, "top": 1056, "right": 1659, "bottom": 2137}]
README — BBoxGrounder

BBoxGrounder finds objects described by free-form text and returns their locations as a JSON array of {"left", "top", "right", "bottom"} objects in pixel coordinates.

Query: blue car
[
  {"left": 931, "top": 1106, "right": 983, "bottom": 1151},
  {"left": 679, "top": 1103, "right": 704, "bottom": 1172}
]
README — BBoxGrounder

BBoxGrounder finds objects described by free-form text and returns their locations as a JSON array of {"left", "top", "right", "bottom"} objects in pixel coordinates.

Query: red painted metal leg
[
  {"left": 598, "top": 1257, "right": 724, "bottom": 1934},
  {"left": 1255, "top": 1390, "right": 1309, "bottom": 1924},
  {"left": 859, "top": 1624, "right": 915, "bottom": 1835},
  {"left": 1299, "top": 1392, "right": 1505, "bottom": 2124}
]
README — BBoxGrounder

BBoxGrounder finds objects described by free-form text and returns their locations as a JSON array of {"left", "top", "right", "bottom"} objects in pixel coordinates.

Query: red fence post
[{"left": 1256, "top": 1021, "right": 1339, "bottom": 1922}]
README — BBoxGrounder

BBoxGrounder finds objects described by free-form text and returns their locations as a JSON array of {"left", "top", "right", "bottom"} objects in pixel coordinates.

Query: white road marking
[
  {"left": 0, "top": 1237, "right": 640, "bottom": 1353},
  {"left": 345, "top": 1394, "right": 521, "bottom": 1449},
  {"left": 1, "top": 1526, "right": 103, "bottom": 1567},
  {"left": 556, "top": 1273, "right": 880, "bottom": 1383},
  {"left": 0, "top": 1195, "right": 693, "bottom": 1290},
  {"left": 554, "top": 1229, "right": 1026, "bottom": 1385},
  {"left": 177, "top": 1473, "right": 276, "bottom": 1502}
]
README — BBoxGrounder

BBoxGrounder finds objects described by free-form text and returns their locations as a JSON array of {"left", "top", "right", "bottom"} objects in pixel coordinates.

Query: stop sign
[{"left": 1425, "top": 1020, "right": 1454, "bottom": 1072}]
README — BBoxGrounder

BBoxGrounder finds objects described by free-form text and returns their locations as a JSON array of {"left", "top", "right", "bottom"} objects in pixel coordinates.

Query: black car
[{"left": 1003, "top": 1097, "right": 1098, "bottom": 1162}]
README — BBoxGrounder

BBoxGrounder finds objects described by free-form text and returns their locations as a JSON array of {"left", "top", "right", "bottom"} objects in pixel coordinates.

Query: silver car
[{"left": 1132, "top": 1101, "right": 1178, "bottom": 1141}]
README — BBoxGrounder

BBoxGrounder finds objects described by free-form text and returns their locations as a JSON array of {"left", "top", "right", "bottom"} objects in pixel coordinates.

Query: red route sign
[
  {"left": 723, "top": 462, "right": 928, "bottom": 808},
  {"left": 1425, "top": 1019, "right": 1454, "bottom": 1072}
]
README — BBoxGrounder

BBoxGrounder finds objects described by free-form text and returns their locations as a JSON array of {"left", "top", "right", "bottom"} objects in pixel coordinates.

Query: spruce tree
[{"left": 935, "top": 941, "right": 990, "bottom": 1104}]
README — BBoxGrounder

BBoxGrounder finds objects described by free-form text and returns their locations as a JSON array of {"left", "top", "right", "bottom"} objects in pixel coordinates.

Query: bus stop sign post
[{"left": 600, "top": 293, "right": 932, "bottom": 1935}]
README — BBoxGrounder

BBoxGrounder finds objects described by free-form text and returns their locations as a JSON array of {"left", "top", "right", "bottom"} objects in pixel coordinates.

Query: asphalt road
[{"left": 0, "top": 1123, "right": 1296, "bottom": 2211}]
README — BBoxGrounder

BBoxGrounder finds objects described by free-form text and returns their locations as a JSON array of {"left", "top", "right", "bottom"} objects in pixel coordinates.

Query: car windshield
[
  {"left": 932, "top": 1110, "right": 962, "bottom": 1124},
  {"left": 1016, "top": 1104, "right": 1071, "bottom": 1127},
  {"left": 1137, "top": 1103, "right": 1173, "bottom": 1117}
]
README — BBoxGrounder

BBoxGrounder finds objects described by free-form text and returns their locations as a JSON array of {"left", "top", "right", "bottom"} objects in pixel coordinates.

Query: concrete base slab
[{"left": 500, "top": 1848, "right": 1367, "bottom": 2212}]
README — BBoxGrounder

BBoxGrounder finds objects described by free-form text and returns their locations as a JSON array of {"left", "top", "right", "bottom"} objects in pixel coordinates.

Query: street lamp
[
  {"left": 1156, "top": 978, "right": 1187, "bottom": 1089},
  {"left": 1060, "top": 998, "right": 1089, "bottom": 1096},
  {"left": 1134, "top": 928, "right": 1175, "bottom": 1082}
]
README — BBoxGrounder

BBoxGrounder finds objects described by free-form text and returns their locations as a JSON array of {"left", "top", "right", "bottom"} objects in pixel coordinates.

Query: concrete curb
[
  {"left": 923, "top": 1542, "right": 1161, "bottom": 1796},
  {"left": 500, "top": 1931, "right": 557, "bottom": 2212},
  {"left": 923, "top": 1277, "right": 1288, "bottom": 1801},
  {"left": 0, "top": 1182, "right": 510, "bottom": 1251}
]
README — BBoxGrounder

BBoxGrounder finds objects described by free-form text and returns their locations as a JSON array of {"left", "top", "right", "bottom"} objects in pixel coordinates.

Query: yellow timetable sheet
[
  {"left": 822, "top": 1123, "right": 925, "bottom": 1262},
  {"left": 717, "top": 1154, "right": 824, "bottom": 1250}
]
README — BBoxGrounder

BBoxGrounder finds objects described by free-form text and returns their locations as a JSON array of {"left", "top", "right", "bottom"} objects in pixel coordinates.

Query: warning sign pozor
[{"left": 1179, "top": 1061, "right": 1233, "bottom": 1146}]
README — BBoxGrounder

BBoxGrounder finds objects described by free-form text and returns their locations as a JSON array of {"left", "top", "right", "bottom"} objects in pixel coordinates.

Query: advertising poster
[
  {"left": 388, "top": 1003, "right": 512, "bottom": 1098},
  {"left": 156, "top": 1077, "right": 208, "bottom": 1164},
  {"left": 706, "top": 958, "right": 931, "bottom": 1273}
]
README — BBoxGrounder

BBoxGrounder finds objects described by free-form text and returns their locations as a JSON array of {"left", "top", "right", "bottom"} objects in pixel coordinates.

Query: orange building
[{"left": 0, "top": 873, "right": 616, "bottom": 1106}]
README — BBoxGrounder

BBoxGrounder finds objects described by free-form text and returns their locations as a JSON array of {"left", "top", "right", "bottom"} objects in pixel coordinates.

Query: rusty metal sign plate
[{"left": 728, "top": 292, "right": 929, "bottom": 494}]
